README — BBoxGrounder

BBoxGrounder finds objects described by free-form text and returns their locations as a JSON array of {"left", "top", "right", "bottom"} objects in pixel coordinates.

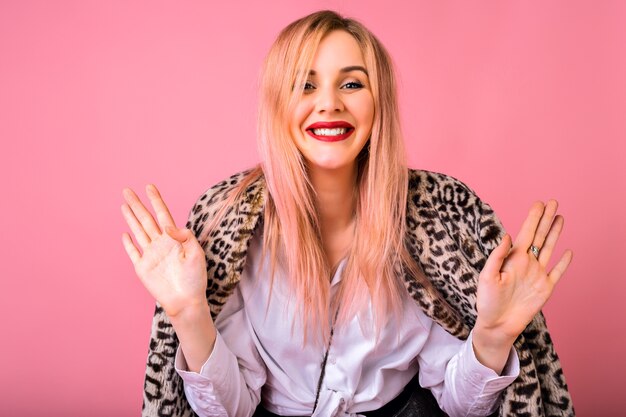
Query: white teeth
[{"left": 312, "top": 128, "right": 347, "bottom": 136}]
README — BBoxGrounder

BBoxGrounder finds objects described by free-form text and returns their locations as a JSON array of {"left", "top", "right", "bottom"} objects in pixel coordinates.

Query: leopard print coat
[{"left": 141, "top": 168, "right": 574, "bottom": 417}]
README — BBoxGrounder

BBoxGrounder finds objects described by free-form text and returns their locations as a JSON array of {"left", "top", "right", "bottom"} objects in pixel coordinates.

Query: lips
[{"left": 305, "top": 121, "right": 355, "bottom": 142}]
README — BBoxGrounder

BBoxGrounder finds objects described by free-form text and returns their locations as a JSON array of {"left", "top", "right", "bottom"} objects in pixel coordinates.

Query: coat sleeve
[{"left": 142, "top": 303, "right": 195, "bottom": 417}]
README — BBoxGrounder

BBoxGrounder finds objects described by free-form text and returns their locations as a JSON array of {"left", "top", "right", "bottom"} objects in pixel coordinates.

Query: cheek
[
  {"left": 353, "top": 96, "right": 375, "bottom": 127},
  {"left": 359, "top": 106, "right": 375, "bottom": 136},
  {"left": 365, "top": 99, "right": 375, "bottom": 126},
  {"left": 291, "top": 103, "right": 311, "bottom": 131}
]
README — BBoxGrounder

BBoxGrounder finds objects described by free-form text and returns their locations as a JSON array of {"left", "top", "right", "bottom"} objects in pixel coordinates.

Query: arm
[
  {"left": 170, "top": 303, "right": 216, "bottom": 373},
  {"left": 173, "top": 284, "right": 266, "bottom": 417},
  {"left": 121, "top": 185, "right": 217, "bottom": 370},
  {"left": 413, "top": 173, "right": 574, "bottom": 415},
  {"left": 122, "top": 184, "right": 262, "bottom": 415},
  {"left": 417, "top": 314, "right": 519, "bottom": 417}
]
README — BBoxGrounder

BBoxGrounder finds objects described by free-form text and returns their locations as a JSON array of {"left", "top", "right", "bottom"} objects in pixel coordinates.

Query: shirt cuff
[
  {"left": 464, "top": 330, "right": 520, "bottom": 385},
  {"left": 459, "top": 330, "right": 520, "bottom": 414},
  {"left": 174, "top": 332, "right": 230, "bottom": 386}
]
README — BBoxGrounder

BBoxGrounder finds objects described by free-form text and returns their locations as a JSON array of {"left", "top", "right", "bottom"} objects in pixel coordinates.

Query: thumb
[
  {"left": 165, "top": 226, "right": 194, "bottom": 245},
  {"left": 481, "top": 234, "right": 512, "bottom": 279}
]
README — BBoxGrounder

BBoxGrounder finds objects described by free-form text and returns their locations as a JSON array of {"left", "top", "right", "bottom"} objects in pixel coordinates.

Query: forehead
[{"left": 309, "top": 30, "right": 366, "bottom": 72}]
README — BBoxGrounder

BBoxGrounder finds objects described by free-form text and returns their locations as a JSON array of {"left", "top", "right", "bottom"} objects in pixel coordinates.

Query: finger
[
  {"left": 538, "top": 215, "right": 564, "bottom": 266},
  {"left": 548, "top": 249, "right": 573, "bottom": 285},
  {"left": 122, "top": 232, "right": 142, "bottom": 264},
  {"left": 123, "top": 188, "right": 162, "bottom": 239},
  {"left": 481, "top": 234, "right": 512, "bottom": 279},
  {"left": 513, "top": 201, "right": 545, "bottom": 250},
  {"left": 531, "top": 199, "right": 558, "bottom": 250},
  {"left": 146, "top": 184, "right": 177, "bottom": 231},
  {"left": 121, "top": 203, "right": 151, "bottom": 248}
]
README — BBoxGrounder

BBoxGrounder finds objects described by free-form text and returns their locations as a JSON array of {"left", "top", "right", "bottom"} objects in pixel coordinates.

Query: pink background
[{"left": 1, "top": 1, "right": 624, "bottom": 415}]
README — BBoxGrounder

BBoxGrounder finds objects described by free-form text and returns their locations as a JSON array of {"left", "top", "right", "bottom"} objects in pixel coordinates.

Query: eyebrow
[{"left": 307, "top": 66, "right": 369, "bottom": 77}]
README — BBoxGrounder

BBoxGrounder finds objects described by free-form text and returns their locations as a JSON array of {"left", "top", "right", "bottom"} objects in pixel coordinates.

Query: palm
[
  {"left": 476, "top": 200, "right": 573, "bottom": 340},
  {"left": 121, "top": 185, "right": 208, "bottom": 318}
]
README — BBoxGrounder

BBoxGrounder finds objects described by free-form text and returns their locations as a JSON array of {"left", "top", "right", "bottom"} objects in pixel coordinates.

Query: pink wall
[{"left": 1, "top": 1, "right": 624, "bottom": 415}]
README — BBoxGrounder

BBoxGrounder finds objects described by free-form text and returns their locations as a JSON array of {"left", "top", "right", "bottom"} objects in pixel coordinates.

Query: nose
[{"left": 315, "top": 85, "right": 344, "bottom": 113}]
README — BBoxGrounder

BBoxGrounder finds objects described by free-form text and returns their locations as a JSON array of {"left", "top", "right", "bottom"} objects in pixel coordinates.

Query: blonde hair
[{"left": 201, "top": 10, "right": 427, "bottom": 345}]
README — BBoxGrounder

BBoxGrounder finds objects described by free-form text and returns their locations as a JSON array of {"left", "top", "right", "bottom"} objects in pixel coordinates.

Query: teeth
[{"left": 312, "top": 128, "right": 347, "bottom": 136}]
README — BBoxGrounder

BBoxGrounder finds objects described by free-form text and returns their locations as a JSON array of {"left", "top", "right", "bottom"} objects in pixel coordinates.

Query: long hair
[{"left": 200, "top": 10, "right": 428, "bottom": 345}]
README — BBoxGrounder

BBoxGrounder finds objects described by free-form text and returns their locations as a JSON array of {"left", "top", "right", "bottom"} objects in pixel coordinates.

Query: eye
[
  {"left": 291, "top": 81, "right": 314, "bottom": 92},
  {"left": 343, "top": 81, "right": 364, "bottom": 89},
  {"left": 297, "top": 81, "right": 315, "bottom": 94}
]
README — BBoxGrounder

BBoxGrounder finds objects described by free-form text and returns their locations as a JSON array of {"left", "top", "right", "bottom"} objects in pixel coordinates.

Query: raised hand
[
  {"left": 475, "top": 200, "right": 573, "bottom": 344},
  {"left": 121, "top": 184, "right": 208, "bottom": 319}
]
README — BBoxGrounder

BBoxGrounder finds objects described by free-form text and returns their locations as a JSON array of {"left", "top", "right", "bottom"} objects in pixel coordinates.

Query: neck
[{"left": 308, "top": 164, "right": 357, "bottom": 232}]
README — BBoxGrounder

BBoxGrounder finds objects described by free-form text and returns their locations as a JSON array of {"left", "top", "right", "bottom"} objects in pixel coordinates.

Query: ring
[{"left": 529, "top": 245, "right": 540, "bottom": 258}]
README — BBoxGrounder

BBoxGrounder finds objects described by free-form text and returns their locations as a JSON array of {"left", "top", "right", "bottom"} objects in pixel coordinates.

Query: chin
[{"left": 305, "top": 159, "right": 356, "bottom": 172}]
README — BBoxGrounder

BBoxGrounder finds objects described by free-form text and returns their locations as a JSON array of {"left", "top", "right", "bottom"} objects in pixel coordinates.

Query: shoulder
[
  {"left": 195, "top": 167, "right": 261, "bottom": 207},
  {"left": 406, "top": 168, "right": 504, "bottom": 256},
  {"left": 185, "top": 166, "right": 265, "bottom": 236},
  {"left": 407, "top": 168, "right": 483, "bottom": 211}
]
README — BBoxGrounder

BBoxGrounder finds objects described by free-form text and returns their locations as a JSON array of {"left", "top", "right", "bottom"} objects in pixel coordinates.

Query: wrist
[
  {"left": 167, "top": 300, "right": 216, "bottom": 373},
  {"left": 169, "top": 300, "right": 211, "bottom": 327},
  {"left": 473, "top": 319, "right": 518, "bottom": 348},
  {"left": 471, "top": 322, "right": 517, "bottom": 375}
]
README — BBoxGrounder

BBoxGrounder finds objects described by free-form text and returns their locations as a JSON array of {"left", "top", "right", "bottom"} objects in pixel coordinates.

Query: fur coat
[{"left": 141, "top": 168, "right": 574, "bottom": 417}]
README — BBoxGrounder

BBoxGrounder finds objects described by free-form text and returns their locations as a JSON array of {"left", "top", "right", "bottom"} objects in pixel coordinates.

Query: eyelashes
[
  {"left": 301, "top": 81, "right": 365, "bottom": 91},
  {"left": 344, "top": 81, "right": 364, "bottom": 89}
]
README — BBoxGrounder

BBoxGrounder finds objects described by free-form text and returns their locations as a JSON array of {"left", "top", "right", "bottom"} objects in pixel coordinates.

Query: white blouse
[{"left": 175, "top": 230, "right": 520, "bottom": 417}]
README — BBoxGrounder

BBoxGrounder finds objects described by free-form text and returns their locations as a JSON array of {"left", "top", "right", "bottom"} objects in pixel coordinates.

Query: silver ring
[{"left": 529, "top": 245, "right": 540, "bottom": 258}]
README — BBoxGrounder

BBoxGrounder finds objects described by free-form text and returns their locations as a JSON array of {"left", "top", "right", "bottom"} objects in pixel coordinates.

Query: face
[{"left": 289, "top": 30, "right": 374, "bottom": 174}]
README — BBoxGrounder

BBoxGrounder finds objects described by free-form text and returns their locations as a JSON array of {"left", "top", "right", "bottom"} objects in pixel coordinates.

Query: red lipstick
[{"left": 305, "top": 121, "right": 355, "bottom": 142}]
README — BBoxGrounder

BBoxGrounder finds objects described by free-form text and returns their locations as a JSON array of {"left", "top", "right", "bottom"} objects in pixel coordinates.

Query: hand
[
  {"left": 475, "top": 200, "right": 573, "bottom": 343},
  {"left": 121, "top": 184, "right": 208, "bottom": 318}
]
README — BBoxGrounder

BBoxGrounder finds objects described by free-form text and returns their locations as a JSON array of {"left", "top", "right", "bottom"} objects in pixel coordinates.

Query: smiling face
[{"left": 289, "top": 30, "right": 375, "bottom": 174}]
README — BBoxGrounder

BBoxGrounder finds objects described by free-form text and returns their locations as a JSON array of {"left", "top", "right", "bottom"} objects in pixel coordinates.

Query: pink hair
[{"left": 200, "top": 10, "right": 429, "bottom": 345}]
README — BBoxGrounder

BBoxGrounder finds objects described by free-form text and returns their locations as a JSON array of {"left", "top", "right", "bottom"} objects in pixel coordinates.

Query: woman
[{"left": 121, "top": 10, "right": 574, "bottom": 417}]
